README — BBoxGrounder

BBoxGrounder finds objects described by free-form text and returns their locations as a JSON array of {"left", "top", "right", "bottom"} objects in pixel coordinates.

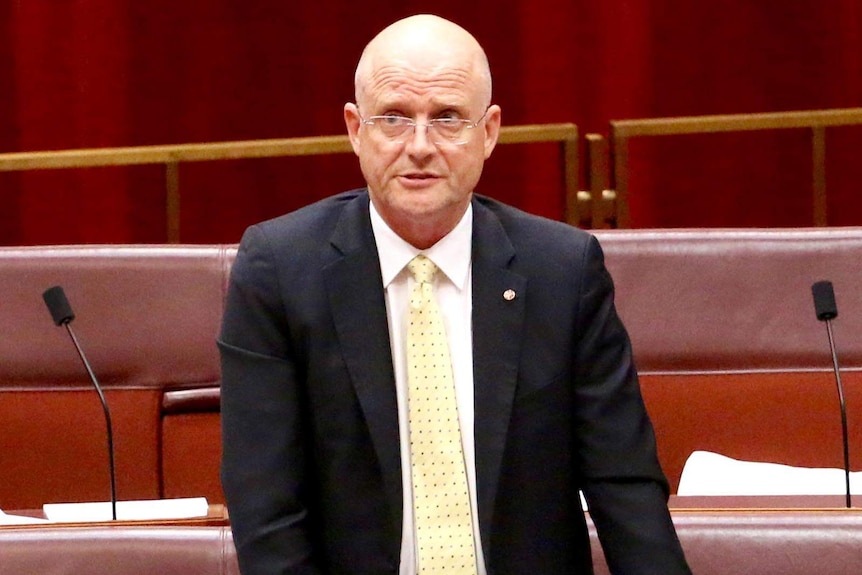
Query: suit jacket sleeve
[
  {"left": 574, "top": 235, "right": 691, "bottom": 574},
  {"left": 219, "top": 224, "right": 323, "bottom": 575}
]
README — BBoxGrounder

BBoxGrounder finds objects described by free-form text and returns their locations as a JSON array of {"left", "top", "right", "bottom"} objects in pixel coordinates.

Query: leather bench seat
[
  {"left": 2, "top": 510, "right": 861, "bottom": 574},
  {"left": 603, "top": 510, "right": 862, "bottom": 574},
  {"left": 3, "top": 227, "right": 862, "bottom": 509},
  {"left": 594, "top": 227, "right": 862, "bottom": 491},
  {"left": 0, "top": 245, "right": 234, "bottom": 509},
  {"left": 0, "top": 526, "right": 240, "bottom": 575}
]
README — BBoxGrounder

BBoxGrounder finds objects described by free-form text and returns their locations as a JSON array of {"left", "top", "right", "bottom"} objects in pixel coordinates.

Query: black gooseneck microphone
[
  {"left": 811, "top": 280, "right": 851, "bottom": 508},
  {"left": 42, "top": 286, "right": 118, "bottom": 520}
]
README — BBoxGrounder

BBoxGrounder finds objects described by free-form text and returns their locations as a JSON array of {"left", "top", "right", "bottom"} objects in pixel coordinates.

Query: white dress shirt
[{"left": 369, "top": 200, "right": 486, "bottom": 575}]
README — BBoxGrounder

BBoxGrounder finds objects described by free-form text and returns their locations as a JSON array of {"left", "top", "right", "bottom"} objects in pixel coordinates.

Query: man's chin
[{"left": 392, "top": 183, "right": 447, "bottom": 207}]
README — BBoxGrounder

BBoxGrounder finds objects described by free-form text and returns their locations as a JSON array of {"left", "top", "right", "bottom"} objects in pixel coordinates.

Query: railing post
[
  {"left": 166, "top": 161, "right": 180, "bottom": 243},
  {"left": 811, "top": 126, "right": 827, "bottom": 227},
  {"left": 609, "top": 125, "right": 631, "bottom": 228},
  {"left": 585, "top": 134, "right": 613, "bottom": 229},
  {"left": 562, "top": 128, "right": 580, "bottom": 227}
]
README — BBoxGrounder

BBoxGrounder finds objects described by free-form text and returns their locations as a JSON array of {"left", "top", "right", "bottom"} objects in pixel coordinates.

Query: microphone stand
[
  {"left": 64, "top": 323, "right": 118, "bottom": 520},
  {"left": 823, "top": 318, "right": 851, "bottom": 509}
]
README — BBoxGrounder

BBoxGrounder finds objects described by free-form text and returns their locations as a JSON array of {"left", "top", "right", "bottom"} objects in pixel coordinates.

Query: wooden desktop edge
[
  {"left": 4, "top": 498, "right": 858, "bottom": 532},
  {"left": 668, "top": 494, "right": 861, "bottom": 512},
  {"left": 0, "top": 503, "right": 229, "bottom": 530}
]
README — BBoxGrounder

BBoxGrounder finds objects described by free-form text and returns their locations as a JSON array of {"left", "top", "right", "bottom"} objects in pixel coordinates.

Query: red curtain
[{"left": 2, "top": 1, "right": 861, "bottom": 245}]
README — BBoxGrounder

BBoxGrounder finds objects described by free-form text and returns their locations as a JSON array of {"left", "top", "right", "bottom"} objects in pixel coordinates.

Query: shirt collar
[{"left": 370, "top": 200, "right": 472, "bottom": 291}]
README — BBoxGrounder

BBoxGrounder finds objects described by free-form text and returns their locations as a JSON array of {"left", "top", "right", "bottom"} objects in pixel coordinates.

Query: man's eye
[{"left": 380, "top": 116, "right": 407, "bottom": 126}]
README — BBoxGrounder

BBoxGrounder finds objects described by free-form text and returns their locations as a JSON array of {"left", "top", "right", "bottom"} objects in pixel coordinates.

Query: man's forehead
[
  {"left": 361, "top": 69, "right": 477, "bottom": 112},
  {"left": 354, "top": 16, "right": 491, "bottom": 108},
  {"left": 367, "top": 58, "right": 473, "bottom": 86},
  {"left": 366, "top": 38, "right": 475, "bottom": 73},
  {"left": 359, "top": 48, "right": 479, "bottom": 95}
]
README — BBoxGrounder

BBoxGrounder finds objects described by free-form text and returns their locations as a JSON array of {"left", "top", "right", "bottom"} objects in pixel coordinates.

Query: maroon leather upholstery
[
  {"left": 162, "top": 411, "right": 224, "bottom": 502},
  {"left": 594, "top": 510, "right": 862, "bottom": 575},
  {"left": 0, "top": 526, "right": 240, "bottom": 575},
  {"left": 2, "top": 228, "right": 862, "bottom": 509},
  {"left": 0, "top": 245, "right": 234, "bottom": 509},
  {"left": 593, "top": 227, "right": 862, "bottom": 491},
  {"left": 2, "top": 511, "right": 861, "bottom": 575},
  {"left": 161, "top": 389, "right": 224, "bottom": 502}
]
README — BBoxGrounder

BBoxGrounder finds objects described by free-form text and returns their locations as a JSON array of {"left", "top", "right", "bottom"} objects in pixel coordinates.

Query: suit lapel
[
  {"left": 322, "top": 193, "right": 403, "bottom": 539},
  {"left": 470, "top": 199, "right": 527, "bottom": 554},
  {"left": 319, "top": 194, "right": 527, "bottom": 554}
]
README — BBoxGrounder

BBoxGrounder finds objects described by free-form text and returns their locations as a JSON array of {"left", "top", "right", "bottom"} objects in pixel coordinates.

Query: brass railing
[
  {"left": 590, "top": 108, "right": 862, "bottom": 228},
  {"left": 0, "top": 124, "right": 580, "bottom": 242},
  {"left": 10, "top": 109, "right": 857, "bottom": 236}
]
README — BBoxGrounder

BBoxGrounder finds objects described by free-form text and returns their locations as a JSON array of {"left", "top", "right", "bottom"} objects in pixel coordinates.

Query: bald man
[{"left": 220, "top": 14, "right": 691, "bottom": 575}]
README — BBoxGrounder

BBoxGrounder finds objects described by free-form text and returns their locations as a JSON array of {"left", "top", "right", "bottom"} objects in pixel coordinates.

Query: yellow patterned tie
[{"left": 407, "top": 255, "right": 477, "bottom": 575}]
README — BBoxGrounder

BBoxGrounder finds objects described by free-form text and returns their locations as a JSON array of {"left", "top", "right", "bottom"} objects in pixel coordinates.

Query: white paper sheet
[
  {"left": 0, "top": 509, "right": 50, "bottom": 525},
  {"left": 42, "top": 497, "right": 209, "bottom": 523},
  {"left": 678, "top": 450, "right": 862, "bottom": 496}
]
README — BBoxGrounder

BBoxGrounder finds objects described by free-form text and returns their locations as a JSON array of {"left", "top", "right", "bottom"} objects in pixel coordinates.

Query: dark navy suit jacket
[{"left": 219, "top": 190, "right": 690, "bottom": 575}]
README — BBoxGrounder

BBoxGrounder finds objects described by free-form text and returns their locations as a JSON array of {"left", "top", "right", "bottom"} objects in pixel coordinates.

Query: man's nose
[{"left": 405, "top": 122, "right": 436, "bottom": 154}]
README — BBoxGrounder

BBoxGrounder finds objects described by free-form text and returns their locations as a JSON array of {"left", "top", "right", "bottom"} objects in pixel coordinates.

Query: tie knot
[{"left": 408, "top": 255, "right": 438, "bottom": 285}]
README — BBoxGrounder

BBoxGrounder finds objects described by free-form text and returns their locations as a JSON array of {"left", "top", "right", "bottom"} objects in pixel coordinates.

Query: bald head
[{"left": 354, "top": 15, "right": 492, "bottom": 108}]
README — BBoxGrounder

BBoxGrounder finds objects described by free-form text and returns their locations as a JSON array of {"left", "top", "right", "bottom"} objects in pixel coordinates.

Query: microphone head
[
  {"left": 43, "top": 285, "right": 76, "bottom": 326},
  {"left": 812, "top": 280, "right": 838, "bottom": 321}
]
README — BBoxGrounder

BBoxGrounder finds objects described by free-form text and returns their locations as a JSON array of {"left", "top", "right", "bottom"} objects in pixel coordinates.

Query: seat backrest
[
  {"left": 593, "top": 227, "right": 862, "bottom": 372},
  {"left": 591, "top": 510, "right": 862, "bottom": 575},
  {"left": 592, "top": 227, "right": 862, "bottom": 491},
  {"left": 2, "top": 512, "right": 860, "bottom": 575},
  {"left": 0, "top": 525, "right": 239, "bottom": 575},
  {"left": 0, "top": 245, "right": 235, "bottom": 508}
]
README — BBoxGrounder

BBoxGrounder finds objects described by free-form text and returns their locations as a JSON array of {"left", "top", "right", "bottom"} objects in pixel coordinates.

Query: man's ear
[
  {"left": 482, "top": 104, "right": 502, "bottom": 159},
  {"left": 344, "top": 103, "right": 362, "bottom": 156}
]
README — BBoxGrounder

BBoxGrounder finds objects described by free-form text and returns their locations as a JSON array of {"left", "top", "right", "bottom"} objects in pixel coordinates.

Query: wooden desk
[
  {"left": 669, "top": 494, "right": 858, "bottom": 510},
  {"left": 1, "top": 504, "right": 229, "bottom": 529}
]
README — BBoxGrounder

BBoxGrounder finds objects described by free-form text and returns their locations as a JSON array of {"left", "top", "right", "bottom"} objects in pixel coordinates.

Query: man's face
[{"left": 345, "top": 52, "right": 500, "bottom": 246}]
